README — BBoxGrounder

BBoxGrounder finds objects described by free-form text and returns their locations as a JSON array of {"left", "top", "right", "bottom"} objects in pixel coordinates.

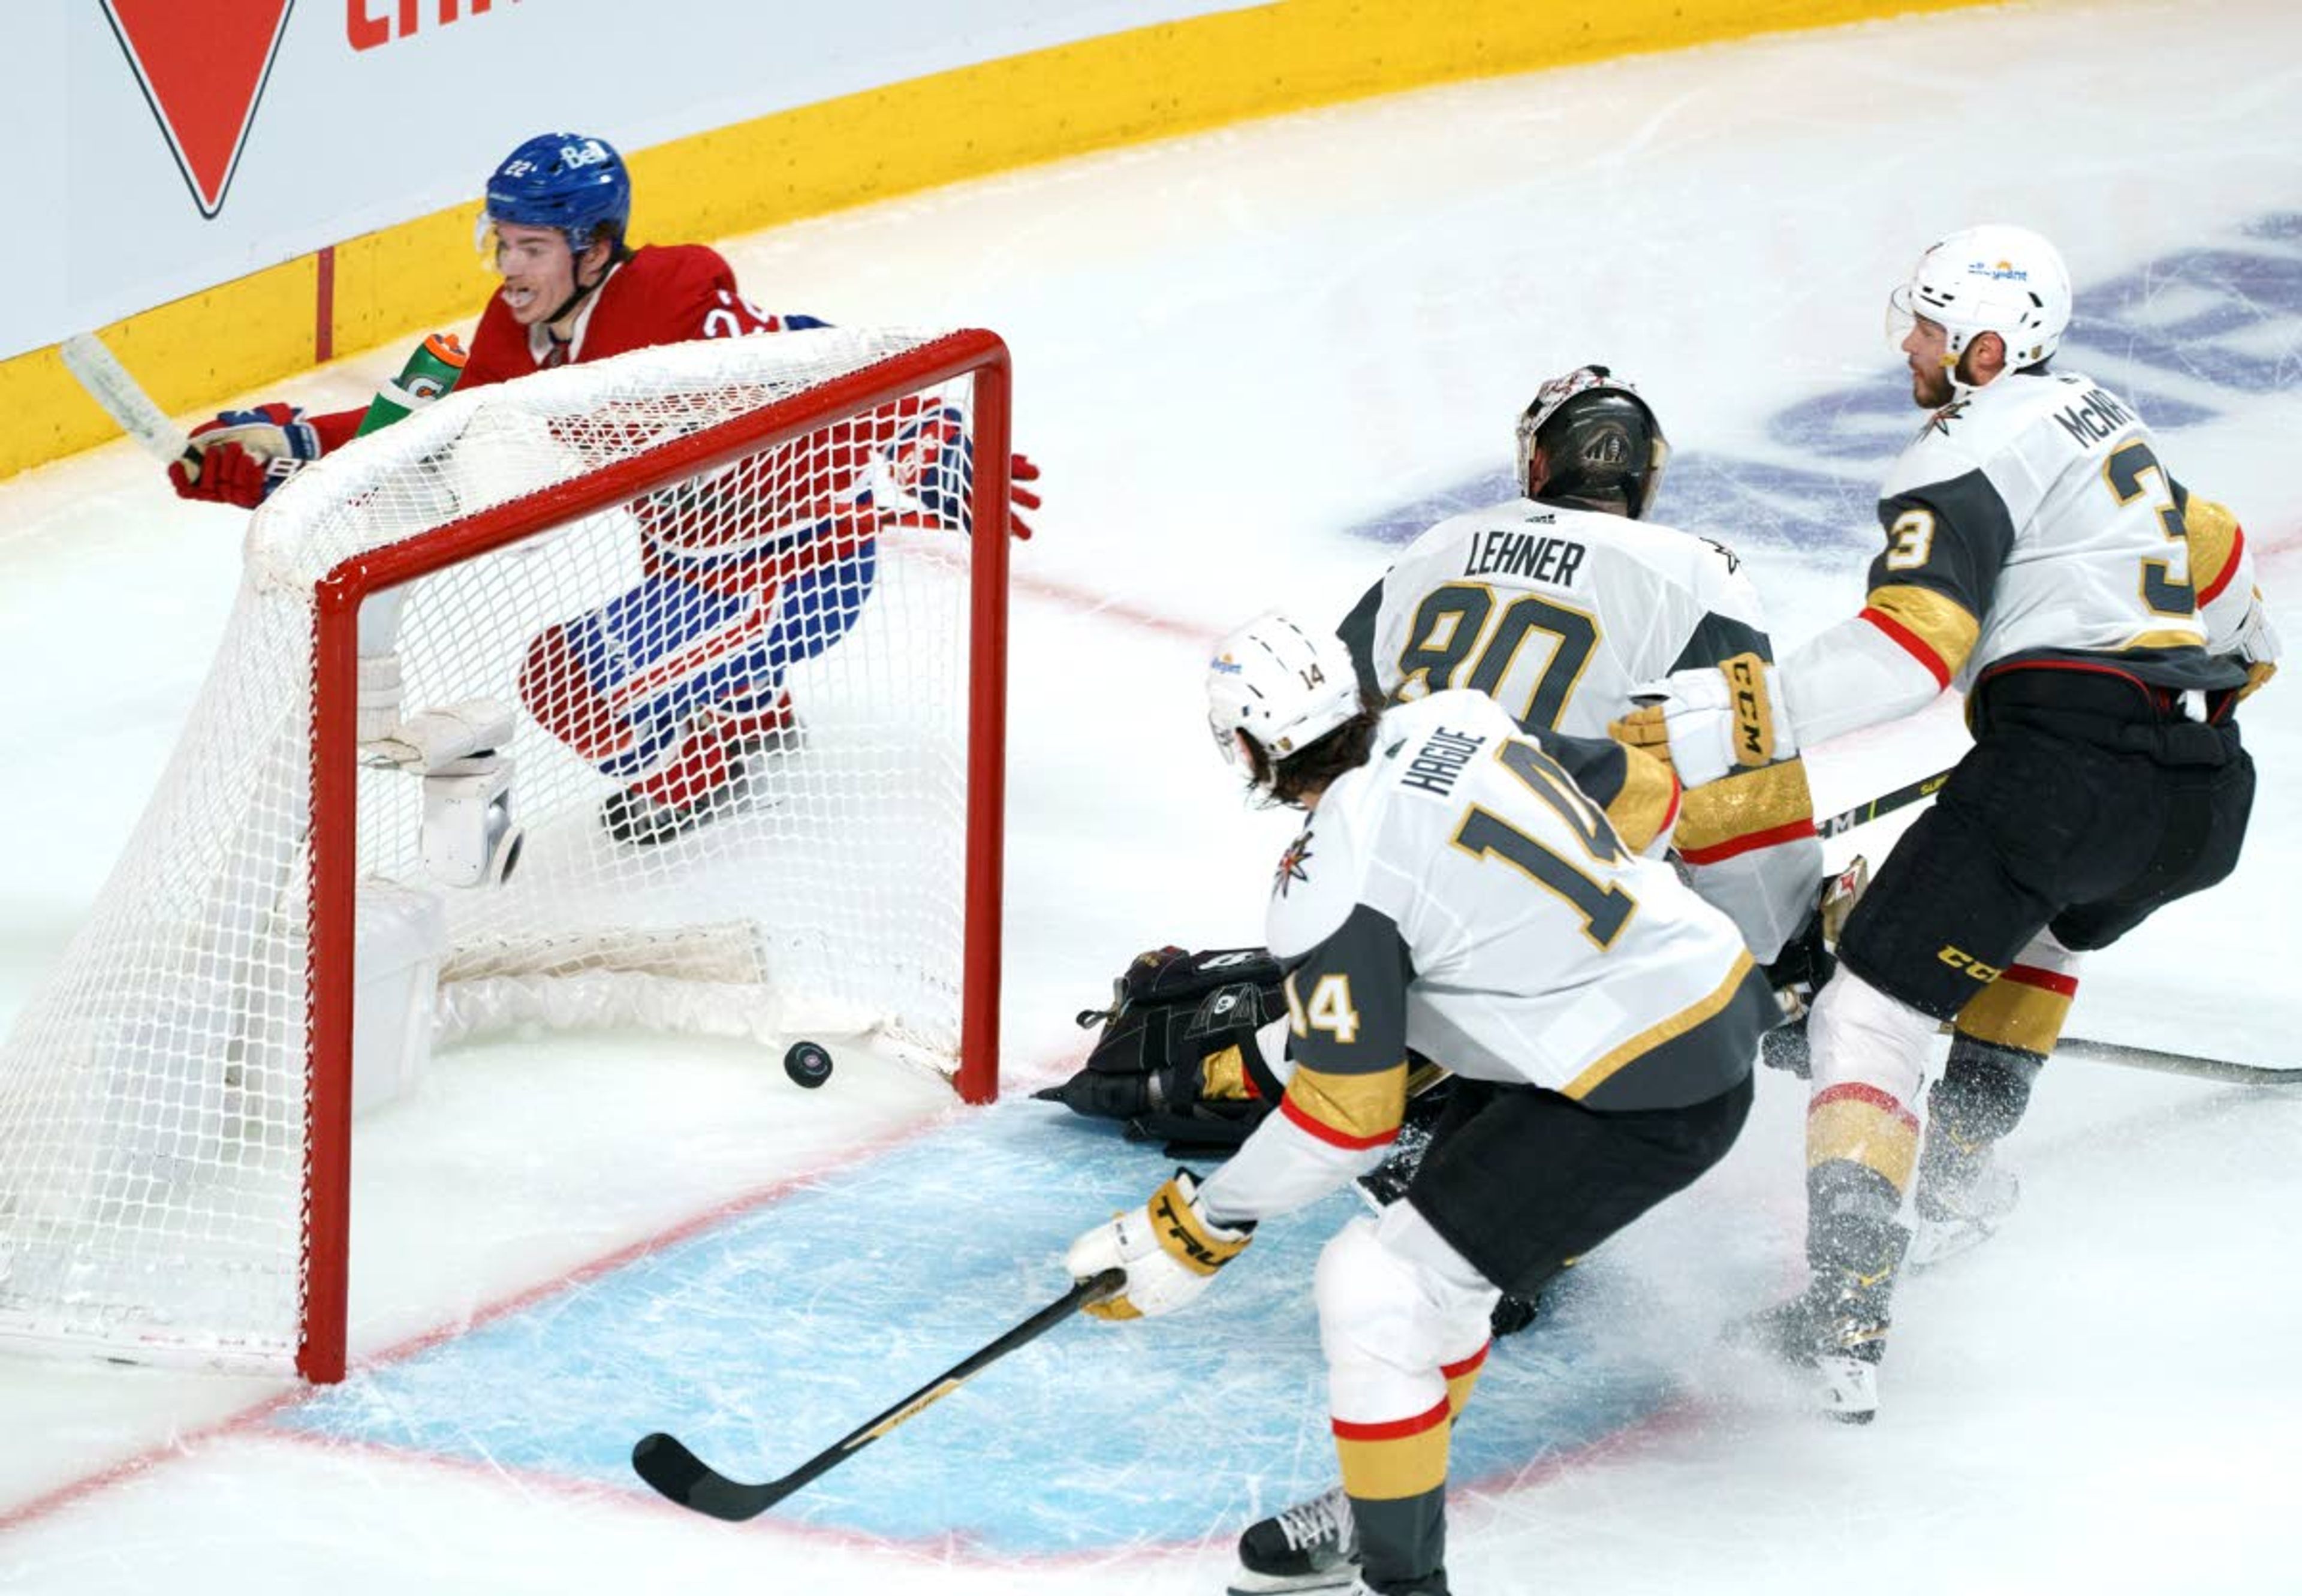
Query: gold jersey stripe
[
  {"left": 1605, "top": 746, "right": 1680, "bottom": 853},
  {"left": 1283, "top": 1061, "right": 1409, "bottom": 1147},
  {"left": 2121, "top": 628, "right": 2205, "bottom": 652},
  {"left": 1866, "top": 583, "right": 1981, "bottom": 679},
  {"left": 1673, "top": 756, "right": 1815, "bottom": 856},
  {"left": 2185, "top": 496, "right": 2243, "bottom": 601},
  {"left": 1560, "top": 951, "right": 1755, "bottom": 1101},
  {"left": 1201, "top": 1044, "right": 1254, "bottom": 1101}
]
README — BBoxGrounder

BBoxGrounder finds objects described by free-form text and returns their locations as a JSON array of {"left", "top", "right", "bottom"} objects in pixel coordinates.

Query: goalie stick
[
  {"left": 631, "top": 1267, "right": 1123, "bottom": 1520},
  {"left": 57, "top": 332, "right": 198, "bottom": 473}
]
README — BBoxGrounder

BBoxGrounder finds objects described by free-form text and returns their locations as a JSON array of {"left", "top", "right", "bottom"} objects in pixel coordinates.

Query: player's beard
[{"left": 1910, "top": 360, "right": 1955, "bottom": 409}]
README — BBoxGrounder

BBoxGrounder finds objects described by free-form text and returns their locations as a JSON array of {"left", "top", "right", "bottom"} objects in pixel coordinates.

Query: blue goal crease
[{"left": 272, "top": 1101, "right": 1681, "bottom": 1555}]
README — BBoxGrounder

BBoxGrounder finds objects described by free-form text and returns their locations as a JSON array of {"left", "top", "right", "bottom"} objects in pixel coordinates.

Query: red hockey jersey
[{"left": 312, "top": 245, "right": 818, "bottom": 451}]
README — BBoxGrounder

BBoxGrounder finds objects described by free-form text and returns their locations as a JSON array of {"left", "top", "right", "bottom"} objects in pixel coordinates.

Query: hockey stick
[
  {"left": 631, "top": 1267, "right": 1124, "bottom": 1520},
  {"left": 56, "top": 332, "right": 198, "bottom": 472},
  {"left": 2057, "top": 1035, "right": 2301, "bottom": 1086},
  {"left": 1816, "top": 766, "right": 1954, "bottom": 839}
]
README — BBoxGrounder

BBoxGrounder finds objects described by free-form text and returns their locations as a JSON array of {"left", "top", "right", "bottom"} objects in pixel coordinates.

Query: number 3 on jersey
[
  {"left": 2101, "top": 439, "right": 2193, "bottom": 614},
  {"left": 1285, "top": 971, "right": 1361, "bottom": 1043}
]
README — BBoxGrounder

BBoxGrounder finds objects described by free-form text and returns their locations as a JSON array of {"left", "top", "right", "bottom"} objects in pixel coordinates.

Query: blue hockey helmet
[{"left": 480, "top": 133, "right": 631, "bottom": 252}]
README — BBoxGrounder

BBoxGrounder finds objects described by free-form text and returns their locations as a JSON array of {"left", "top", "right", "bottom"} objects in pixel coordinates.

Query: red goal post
[{"left": 0, "top": 327, "right": 1014, "bottom": 1383}]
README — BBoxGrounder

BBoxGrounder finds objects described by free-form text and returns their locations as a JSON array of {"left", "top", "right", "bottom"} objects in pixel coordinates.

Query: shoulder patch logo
[
  {"left": 1926, "top": 398, "right": 1972, "bottom": 437},
  {"left": 1273, "top": 829, "right": 1313, "bottom": 898}
]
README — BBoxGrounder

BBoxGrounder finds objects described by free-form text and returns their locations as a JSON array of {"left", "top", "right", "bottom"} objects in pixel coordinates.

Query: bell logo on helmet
[{"left": 481, "top": 132, "right": 634, "bottom": 254}]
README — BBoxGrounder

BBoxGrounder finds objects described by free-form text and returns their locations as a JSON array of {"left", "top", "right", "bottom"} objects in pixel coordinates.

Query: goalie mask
[
  {"left": 1206, "top": 612, "right": 1361, "bottom": 787},
  {"left": 1515, "top": 365, "right": 1670, "bottom": 519},
  {"left": 1888, "top": 224, "right": 2071, "bottom": 393}
]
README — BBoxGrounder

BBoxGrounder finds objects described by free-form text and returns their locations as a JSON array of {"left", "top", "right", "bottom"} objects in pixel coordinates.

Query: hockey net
[{"left": 0, "top": 327, "right": 1013, "bottom": 1380}]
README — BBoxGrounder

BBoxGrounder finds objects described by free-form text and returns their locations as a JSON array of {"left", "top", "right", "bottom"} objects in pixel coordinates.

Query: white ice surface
[{"left": 4, "top": 1, "right": 2300, "bottom": 1591}]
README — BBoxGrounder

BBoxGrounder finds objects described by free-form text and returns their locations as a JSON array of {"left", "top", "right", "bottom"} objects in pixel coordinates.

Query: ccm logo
[
  {"left": 1725, "top": 655, "right": 1772, "bottom": 766},
  {"left": 1935, "top": 945, "right": 2004, "bottom": 983},
  {"left": 350, "top": 0, "right": 517, "bottom": 52}
]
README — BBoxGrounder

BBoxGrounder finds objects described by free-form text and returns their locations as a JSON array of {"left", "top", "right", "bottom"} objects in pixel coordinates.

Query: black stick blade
[{"left": 631, "top": 1432, "right": 776, "bottom": 1522}]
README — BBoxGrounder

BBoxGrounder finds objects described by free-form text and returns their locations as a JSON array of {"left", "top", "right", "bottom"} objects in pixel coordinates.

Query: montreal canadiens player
[{"left": 168, "top": 131, "right": 1040, "bottom": 844}]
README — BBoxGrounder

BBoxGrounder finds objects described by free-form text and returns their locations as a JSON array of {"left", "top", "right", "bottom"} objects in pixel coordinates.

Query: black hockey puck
[{"left": 783, "top": 1040, "right": 834, "bottom": 1089}]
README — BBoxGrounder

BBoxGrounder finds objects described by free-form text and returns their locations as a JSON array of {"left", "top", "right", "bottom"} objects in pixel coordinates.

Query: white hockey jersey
[
  {"left": 1783, "top": 371, "right": 2255, "bottom": 748},
  {"left": 1195, "top": 692, "right": 1772, "bottom": 1226},
  {"left": 1338, "top": 498, "right": 1819, "bottom": 963}
]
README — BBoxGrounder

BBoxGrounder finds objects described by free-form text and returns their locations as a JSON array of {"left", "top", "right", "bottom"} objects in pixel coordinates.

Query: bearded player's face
[{"left": 1901, "top": 315, "right": 1958, "bottom": 409}]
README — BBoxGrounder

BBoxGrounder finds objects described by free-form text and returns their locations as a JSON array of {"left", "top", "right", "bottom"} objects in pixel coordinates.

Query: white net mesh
[{"left": 0, "top": 328, "right": 998, "bottom": 1374}]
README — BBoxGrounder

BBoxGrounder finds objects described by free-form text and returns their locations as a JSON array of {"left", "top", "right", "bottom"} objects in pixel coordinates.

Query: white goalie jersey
[{"left": 1336, "top": 498, "right": 1821, "bottom": 963}]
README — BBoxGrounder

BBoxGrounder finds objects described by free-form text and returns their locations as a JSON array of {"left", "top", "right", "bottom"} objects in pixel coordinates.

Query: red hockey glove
[
  {"left": 168, "top": 405, "right": 325, "bottom": 507},
  {"left": 1008, "top": 453, "right": 1041, "bottom": 540}
]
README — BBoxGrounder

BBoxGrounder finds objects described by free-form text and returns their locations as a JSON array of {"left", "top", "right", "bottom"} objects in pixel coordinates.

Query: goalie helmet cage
[{"left": 0, "top": 327, "right": 1013, "bottom": 1383}]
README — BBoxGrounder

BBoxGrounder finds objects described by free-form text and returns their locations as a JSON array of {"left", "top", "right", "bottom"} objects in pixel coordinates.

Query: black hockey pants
[{"left": 1837, "top": 662, "right": 2256, "bottom": 1022}]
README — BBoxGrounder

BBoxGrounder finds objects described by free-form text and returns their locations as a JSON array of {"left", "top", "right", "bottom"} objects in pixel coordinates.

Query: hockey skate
[
  {"left": 1908, "top": 1133, "right": 2020, "bottom": 1270},
  {"left": 599, "top": 707, "right": 804, "bottom": 847},
  {"left": 1230, "top": 1485, "right": 1359, "bottom": 1594},
  {"left": 1738, "top": 1263, "right": 1895, "bottom": 1423}
]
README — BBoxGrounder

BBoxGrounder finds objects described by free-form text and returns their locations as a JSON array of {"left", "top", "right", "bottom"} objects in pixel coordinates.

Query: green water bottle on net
[{"left": 355, "top": 332, "right": 469, "bottom": 436}]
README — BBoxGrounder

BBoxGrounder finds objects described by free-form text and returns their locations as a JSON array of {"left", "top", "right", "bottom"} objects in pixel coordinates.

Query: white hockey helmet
[
  {"left": 1890, "top": 224, "right": 2072, "bottom": 381},
  {"left": 1206, "top": 612, "right": 1362, "bottom": 778}
]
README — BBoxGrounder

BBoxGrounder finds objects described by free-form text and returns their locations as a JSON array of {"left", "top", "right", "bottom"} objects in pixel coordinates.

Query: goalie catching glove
[
  {"left": 168, "top": 405, "right": 325, "bottom": 507},
  {"left": 1065, "top": 1169, "right": 1252, "bottom": 1321},
  {"left": 1610, "top": 651, "right": 1788, "bottom": 788},
  {"left": 1035, "top": 945, "right": 1288, "bottom": 1154}
]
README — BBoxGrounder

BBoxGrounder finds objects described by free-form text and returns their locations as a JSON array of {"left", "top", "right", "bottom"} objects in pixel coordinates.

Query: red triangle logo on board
[{"left": 100, "top": 0, "right": 296, "bottom": 219}]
